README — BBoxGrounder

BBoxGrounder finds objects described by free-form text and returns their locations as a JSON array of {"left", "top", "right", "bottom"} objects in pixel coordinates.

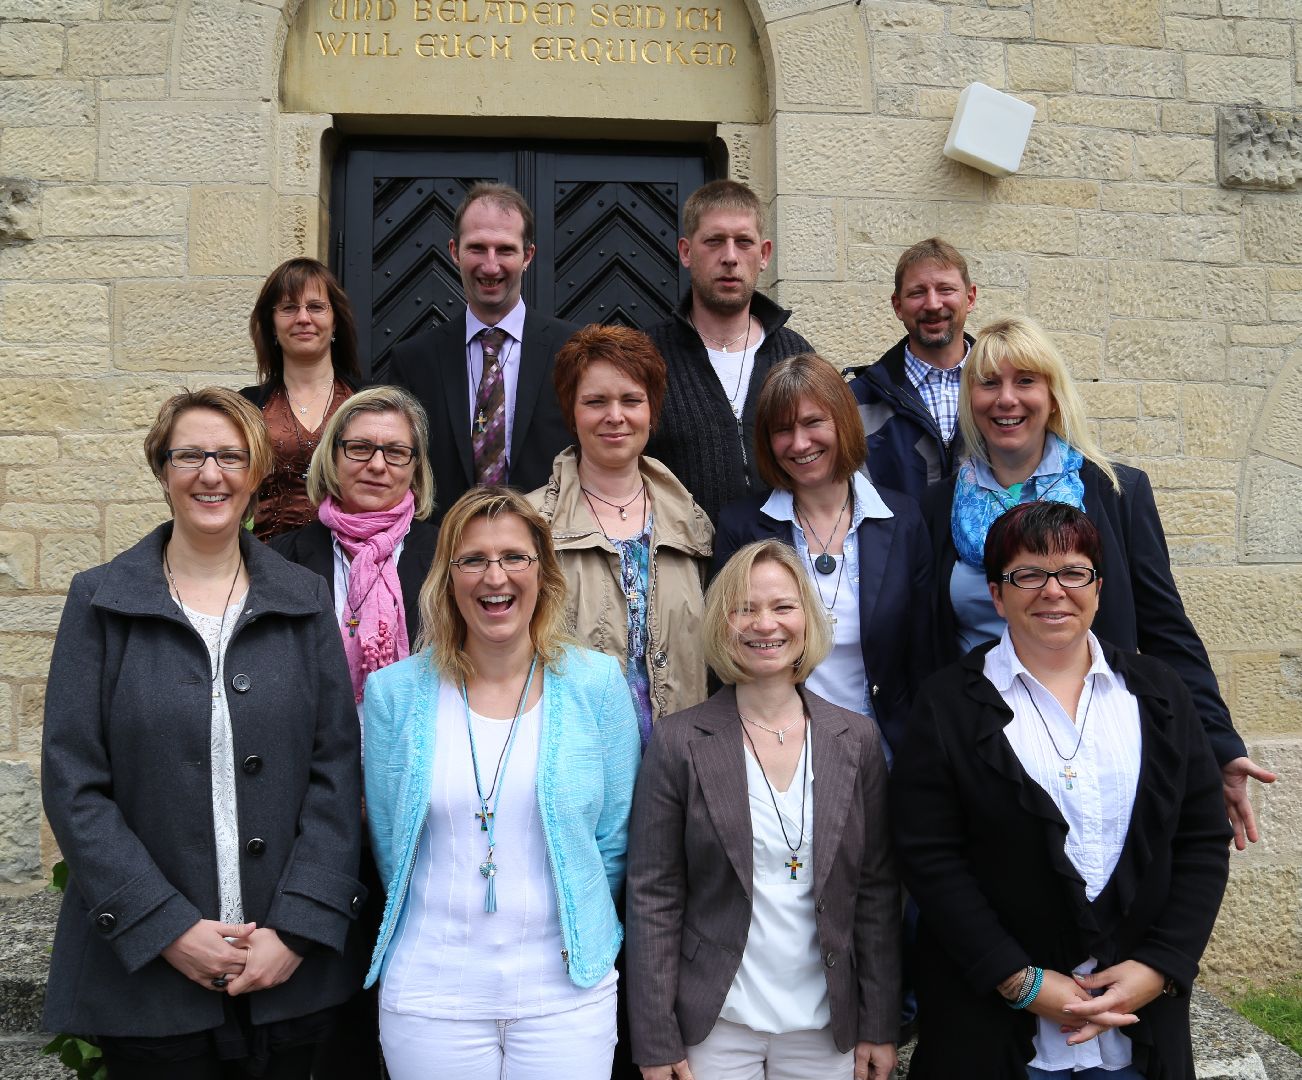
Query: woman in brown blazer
[{"left": 625, "top": 540, "right": 899, "bottom": 1080}]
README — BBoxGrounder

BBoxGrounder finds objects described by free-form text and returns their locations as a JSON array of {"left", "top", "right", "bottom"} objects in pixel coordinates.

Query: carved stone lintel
[{"left": 1218, "top": 107, "right": 1302, "bottom": 191}]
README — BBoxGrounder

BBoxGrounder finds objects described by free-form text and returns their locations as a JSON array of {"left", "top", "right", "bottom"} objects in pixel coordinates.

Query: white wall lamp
[{"left": 943, "top": 82, "right": 1037, "bottom": 177}]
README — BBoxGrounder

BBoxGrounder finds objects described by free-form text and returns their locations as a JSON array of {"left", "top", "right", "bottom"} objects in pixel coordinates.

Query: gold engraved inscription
[{"left": 308, "top": 0, "right": 735, "bottom": 65}]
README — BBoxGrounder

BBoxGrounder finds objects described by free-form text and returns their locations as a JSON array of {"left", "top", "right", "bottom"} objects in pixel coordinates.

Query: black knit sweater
[{"left": 644, "top": 292, "right": 814, "bottom": 524}]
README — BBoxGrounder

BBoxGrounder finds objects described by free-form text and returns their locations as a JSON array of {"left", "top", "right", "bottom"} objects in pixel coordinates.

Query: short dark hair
[
  {"left": 893, "top": 237, "right": 970, "bottom": 294},
  {"left": 452, "top": 181, "right": 535, "bottom": 249},
  {"left": 983, "top": 502, "right": 1104, "bottom": 584},
  {"left": 248, "top": 258, "right": 360, "bottom": 386},
  {"left": 753, "top": 354, "right": 865, "bottom": 491},
  {"left": 552, "top": 324, "right": 667, "bottom": 437},
  {"left": 682, "top": 179, "right": 764, "bottom": 239}
]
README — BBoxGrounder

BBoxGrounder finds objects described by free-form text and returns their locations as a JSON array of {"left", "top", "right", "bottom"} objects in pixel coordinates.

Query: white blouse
[
  {"left": 985, "top": 630, "right": 1143, "bottom": 1072},
  {"left": 720, "top": 728, "right": 827, "bottom": 1035},
  {"left": 380, "top": 680, "right": 615, "bottom": 1019},
  {"left": 179, "top": 594, "right": 248, "bottom": 927}
]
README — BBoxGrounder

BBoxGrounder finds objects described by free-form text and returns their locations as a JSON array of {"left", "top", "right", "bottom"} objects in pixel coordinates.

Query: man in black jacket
[
  {"left": 847, "top": 238, "right": 976, "bottom": 499},
  {"left": 645, "top": 180, "right": 814, "bottom": 524}
]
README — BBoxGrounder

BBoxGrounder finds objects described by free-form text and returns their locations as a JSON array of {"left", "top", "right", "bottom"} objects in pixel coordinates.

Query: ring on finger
[{"left": 211, "top": 975, "right": 228, "bottom": 989}]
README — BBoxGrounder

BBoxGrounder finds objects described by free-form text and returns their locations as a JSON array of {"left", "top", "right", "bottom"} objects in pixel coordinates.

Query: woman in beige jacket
[{"left": 530, "top": 324, "right": 713, "bottom": 747}]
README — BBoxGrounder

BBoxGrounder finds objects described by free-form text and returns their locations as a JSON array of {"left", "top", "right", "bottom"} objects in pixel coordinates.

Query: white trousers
[
  {"left": 686, "top": 1018, "right": 853, "bottom": 1080},
  {"left": 380, "top": 991, "right": 617, "bottom": 1080}
]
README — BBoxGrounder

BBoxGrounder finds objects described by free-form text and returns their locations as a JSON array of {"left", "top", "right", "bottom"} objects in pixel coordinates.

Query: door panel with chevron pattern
[{"left": 332, "top": 141, "right": 709, "bottom": 381}]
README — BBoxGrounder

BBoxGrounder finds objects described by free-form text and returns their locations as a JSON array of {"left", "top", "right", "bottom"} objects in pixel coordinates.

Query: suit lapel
[
  {"left": 441, "top": 313, "right": 474, "bottom": 485},
  {"left": 688, "top": 688, "right": 753, "bottom": 899},
  {"left": 510, "top": 310, "right": 549, "bottom": 465},
  {"left": 855, "top": 515, "right": 893, "bottom": 650},
  {"left": 804, "top": 691, "right": 855, "bottom": 898}
]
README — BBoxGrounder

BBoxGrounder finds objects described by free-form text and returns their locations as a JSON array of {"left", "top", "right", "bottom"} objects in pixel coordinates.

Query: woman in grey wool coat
[{"left": 41, "top": 387, "right": 366, "bottom": 1080}]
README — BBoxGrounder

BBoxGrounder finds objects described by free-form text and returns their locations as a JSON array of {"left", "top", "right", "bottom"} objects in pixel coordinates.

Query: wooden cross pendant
[
  {"left": 1059, "top": 765, "right": 1077, "bottom": 790},
  {"left": 345, "top": 616, "right": 360, "bottom": 638},
  {"left": 475, "top": 810, "right": 494, "bottom": 831},
  {"left": 786, "top": 855, "right": 803, "bottom": 880},
  {"left": 475, "top": 410, "right": 488, "bottom": 434}
]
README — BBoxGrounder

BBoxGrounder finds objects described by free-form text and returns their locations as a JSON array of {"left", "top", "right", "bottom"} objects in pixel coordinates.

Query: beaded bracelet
[{"left": 1010, "top": 966, "right": 1044, "bottom": 1010}]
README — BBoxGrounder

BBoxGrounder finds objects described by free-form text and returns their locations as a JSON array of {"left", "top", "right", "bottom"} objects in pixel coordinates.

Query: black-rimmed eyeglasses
[
  {"left": 336, "top": 439, "right": 416, "bottom": 466},
  {"left": 450, "top": 554, "right": 539, "bottom": 575},
  {"left": 166, "top": 449, "right": 251, "bottom": 470},
  {"left": 999, "top": 566, "right": 1099, "bottom": 590}
]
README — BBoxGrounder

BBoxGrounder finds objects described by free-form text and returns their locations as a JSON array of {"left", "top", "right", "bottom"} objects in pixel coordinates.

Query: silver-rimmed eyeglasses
[
  {"left": 450, "top": 554, "right": 539, "bottom": 575},
  {"left": 336, "top": 438, "right": 416, "bottom": 466},
  {"left": 1000, "top": 566, "right": 1099, "bottom": 590},
  {"left": 274, "top": 300, "right": 331, "bottom": 318},
  {"left": 166, "top": 449, "right": 251, "bottom": 470}
]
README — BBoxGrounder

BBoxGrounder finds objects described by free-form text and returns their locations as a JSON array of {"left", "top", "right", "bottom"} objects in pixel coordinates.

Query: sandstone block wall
[{"left": 0, "top": 0, "right": 1297, "bottom": 987}]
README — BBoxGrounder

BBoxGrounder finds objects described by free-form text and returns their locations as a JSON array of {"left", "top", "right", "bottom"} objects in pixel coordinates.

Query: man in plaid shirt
[{"left": 847, "top": 238, "right": 977, "bottom": 499}]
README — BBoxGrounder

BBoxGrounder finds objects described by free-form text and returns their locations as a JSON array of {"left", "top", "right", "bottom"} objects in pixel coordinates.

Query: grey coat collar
[{"left": 90, "top": 522, "right": 322, "bottom": 621}]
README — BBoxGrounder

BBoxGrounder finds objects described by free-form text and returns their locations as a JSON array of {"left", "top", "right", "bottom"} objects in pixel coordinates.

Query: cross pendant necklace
[
  {"left": 475, "top": 409, "right": 488, "bottom": 434},
  {"left": 1059, "top": 765, "right": 1078, "bottom": 790},
  {"left": 785, "top": 855, "right": 804, "bottom": 880},
  {"left": 475, "top": 810, "right": 494, "bottom": 831}
]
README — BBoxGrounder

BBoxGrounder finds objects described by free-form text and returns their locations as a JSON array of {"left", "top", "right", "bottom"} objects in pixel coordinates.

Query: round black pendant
[{"left": 814, "top": 553, "right": 836, "bottom": 575}]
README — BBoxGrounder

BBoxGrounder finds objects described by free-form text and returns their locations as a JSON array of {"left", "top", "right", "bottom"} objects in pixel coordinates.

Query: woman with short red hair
[{"left": 529, "top": 324, "right": 713, "bottom": 746}]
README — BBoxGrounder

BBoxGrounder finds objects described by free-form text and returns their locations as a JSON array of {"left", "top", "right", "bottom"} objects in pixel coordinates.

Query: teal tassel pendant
[{"left": 480, "top": 852, "right": 497, "bottom": 914}]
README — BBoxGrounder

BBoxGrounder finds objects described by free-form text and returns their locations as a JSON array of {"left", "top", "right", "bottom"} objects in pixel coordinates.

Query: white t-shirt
[
  {"left": 720, "top": 729, "right": 827, "bottom": 1034},
  {"left": 706, "top": 328, "right": 767, "bottom": 423},
  {"left": 380, "top": 681, "right": 615, "bottom": 1019}
]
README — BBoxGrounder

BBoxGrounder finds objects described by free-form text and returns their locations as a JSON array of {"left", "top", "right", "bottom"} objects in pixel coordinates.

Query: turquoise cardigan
[{"left": 362, "top": 644, "right": 641, "bottom": 989}]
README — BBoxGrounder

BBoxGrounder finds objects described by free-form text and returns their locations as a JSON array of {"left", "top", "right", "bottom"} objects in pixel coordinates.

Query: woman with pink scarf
[{"left": 271, "top": 383, "right": 437, "bottom": 1080}]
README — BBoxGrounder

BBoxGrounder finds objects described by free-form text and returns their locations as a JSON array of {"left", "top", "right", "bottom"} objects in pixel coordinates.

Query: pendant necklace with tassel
[{"left": 462, "top": 654, "right": 539, "bottom": 914}]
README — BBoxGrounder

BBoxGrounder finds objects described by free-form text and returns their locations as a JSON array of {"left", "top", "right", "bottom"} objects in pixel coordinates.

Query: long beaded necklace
[
  {"left": 462, "top": 655, "right": 538, "bottom": 913},
  {"left": 164, "top": 546, "right": 243, "bottom": 698},
  {"left": 1016, "top": 673, "right": 1095, "bottom": 791},
  {"left": 693, "top": 313, "right": 755, "bottom": 469},
  {"left": 740, "top": 713, "right": 810, "bottom": 880}
]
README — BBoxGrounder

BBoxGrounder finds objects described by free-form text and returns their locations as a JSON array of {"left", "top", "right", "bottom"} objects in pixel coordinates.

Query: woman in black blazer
[
  {"left": 713, "top": 354, "right": 933, "bottom": 756},
  {"left": 893, "top": 502, "right": 1231, "bottom": 1080},
  {"left": 922, "top": 316, "right": 1272, "bottom": 847},
  {"left": 271, "top": 384, "right": 437, "bottom": 1080}
]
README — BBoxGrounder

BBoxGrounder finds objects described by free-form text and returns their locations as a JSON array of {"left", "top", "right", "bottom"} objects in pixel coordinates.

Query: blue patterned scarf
[{"left": 951, "top": 434, "right": 1086, "bottom": 567}]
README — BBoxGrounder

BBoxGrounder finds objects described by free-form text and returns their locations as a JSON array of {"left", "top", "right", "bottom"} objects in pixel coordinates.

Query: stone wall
[{"left": 0, "top": 0, "right": 1298, "bottom": 988}]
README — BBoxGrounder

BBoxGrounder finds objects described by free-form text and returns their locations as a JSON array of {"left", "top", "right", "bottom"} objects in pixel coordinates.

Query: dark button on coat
[{"left": 41, "top": 523, "right": 366, "bottom": 1038}]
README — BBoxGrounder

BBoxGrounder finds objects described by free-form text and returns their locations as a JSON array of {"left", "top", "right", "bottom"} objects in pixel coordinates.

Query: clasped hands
[
  {"left": 1027, "top": 960, "right": 1166, "bottom": 1045},
  {"left": 161, "top": 919, "right": 303, "bottom": 996}
]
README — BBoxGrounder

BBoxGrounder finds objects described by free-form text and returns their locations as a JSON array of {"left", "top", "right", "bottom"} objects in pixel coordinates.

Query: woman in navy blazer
[
  {"left": 713, "top": 354, "right": 933, "bottom": 755},
  {"left": 920, "top": 316, "right": 1272, "bottom": 848}
]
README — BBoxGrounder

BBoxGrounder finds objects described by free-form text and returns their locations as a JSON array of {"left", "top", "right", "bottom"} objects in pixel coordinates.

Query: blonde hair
[
  {"left": 958, "top": 316, "right": 1120, "bottom": 491},
  {"left": 416, "top": 487, "right": 572, "bottom": 684},
  {"left": 703, "top": 540, "right": 832, "bottom": 686},
  {"left": 305, "top": 386, "right": 436, "bottom": 519},
  {"left": 143, "top": 387, "right": 273, "bottom": 514}
]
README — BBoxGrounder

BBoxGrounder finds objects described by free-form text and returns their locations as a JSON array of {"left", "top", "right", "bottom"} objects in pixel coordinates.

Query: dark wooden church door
[{"left": 331, "top": 140, "right": 711, "bottom": 381}]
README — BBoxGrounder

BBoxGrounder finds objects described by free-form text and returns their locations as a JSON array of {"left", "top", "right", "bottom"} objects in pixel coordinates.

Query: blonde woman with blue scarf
[{"left": 919, "top": 315, "right": 1272, "bottom": 854}]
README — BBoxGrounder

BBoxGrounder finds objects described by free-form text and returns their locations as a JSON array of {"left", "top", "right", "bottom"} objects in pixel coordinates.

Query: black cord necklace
[
  {"left": 740, "top": 714, "right": 810, "bottom": 880},
  {"left": 795, "top": 486, "right": 852, "bottom": 575},
  {"left": 1017, "top": 673, "right": 1095, "bottom": 791}
]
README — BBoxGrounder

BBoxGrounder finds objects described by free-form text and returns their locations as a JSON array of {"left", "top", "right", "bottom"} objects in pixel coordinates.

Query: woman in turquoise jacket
[{"left": 362, "top": 486, "right": 641, "bottom": 1080}]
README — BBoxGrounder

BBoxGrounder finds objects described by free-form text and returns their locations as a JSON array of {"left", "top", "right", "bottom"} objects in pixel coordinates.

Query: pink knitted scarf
[{"left": 317, "top": 490, "right": 415, "bottom": 702}]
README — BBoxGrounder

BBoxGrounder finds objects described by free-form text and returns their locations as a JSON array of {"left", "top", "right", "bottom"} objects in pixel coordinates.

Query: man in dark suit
[{"left": 388, "top": 182, "right": 577, "bottom": 523}]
